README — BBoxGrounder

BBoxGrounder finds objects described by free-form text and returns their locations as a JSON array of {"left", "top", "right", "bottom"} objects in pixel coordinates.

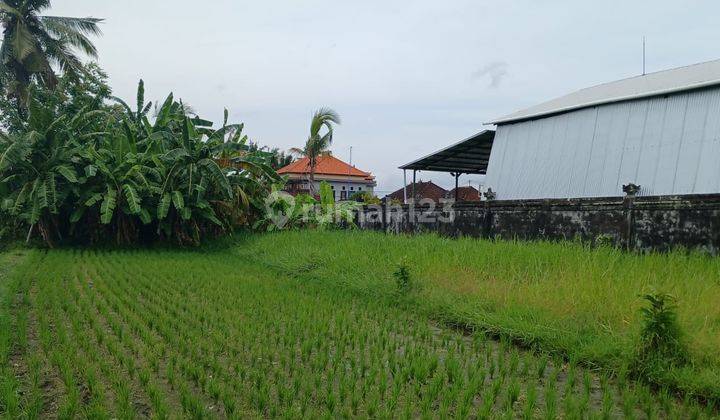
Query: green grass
[
  {"left": 233, "top": 230, "right": 720, "bottom": 402},
  {"left": 0, "top": 244, "right": 713, "bottom": 417}
]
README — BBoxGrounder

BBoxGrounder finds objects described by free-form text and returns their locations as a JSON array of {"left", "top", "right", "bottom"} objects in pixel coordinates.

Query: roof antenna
[{"left": 642, "top": 36, "right": 646, "bottom": 75}]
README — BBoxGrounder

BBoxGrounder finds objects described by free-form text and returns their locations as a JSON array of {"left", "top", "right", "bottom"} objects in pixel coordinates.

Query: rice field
[
  {"left": 0, "top": 246, "right": 714, "bottom": 418},
  {"left": 234, "top": 230, "right": 720, "bottom": 402}
]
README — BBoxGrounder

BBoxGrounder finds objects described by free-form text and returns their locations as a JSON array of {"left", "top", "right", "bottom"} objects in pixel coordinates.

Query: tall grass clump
[
  {"left": 393, "top": 257, "right": 413, "bottom": 296},
  {"left": 632, "top": 292, "right": 689, "bottom": 378}
]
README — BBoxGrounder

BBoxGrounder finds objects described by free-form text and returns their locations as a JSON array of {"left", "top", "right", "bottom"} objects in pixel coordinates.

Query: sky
[{"left": 52, "top": 0, "right": 720, "bottom": 195}]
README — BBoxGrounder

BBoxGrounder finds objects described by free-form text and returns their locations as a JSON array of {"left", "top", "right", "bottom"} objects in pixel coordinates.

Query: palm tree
[
  {"left": 290, "top": 107, "right": 340, "bottom": 194},
  {"left": 0, "top": 0, "right": 102, "bottom": 111}
]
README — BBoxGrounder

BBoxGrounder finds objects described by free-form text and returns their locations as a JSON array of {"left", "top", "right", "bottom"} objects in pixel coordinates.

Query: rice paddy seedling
[
  {"left": 523, "top": 384, "right": 537, "bottom": 420},
  {"left": 0, "top": 246, "right": 713, "bottom": 418},
  {"left": 505, "top": 378, "right": 521, "bottom": 410},
  {"left": 536, "top": 354, "right": 548, "bottom": 379}
]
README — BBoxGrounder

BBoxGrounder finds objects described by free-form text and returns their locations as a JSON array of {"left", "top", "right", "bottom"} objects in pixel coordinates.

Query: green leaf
[
  {"left": 154, "top": 93, "right": 174, "bottom": 130},
  {"left": 162, "top": 148, "right": 189, "bottom": 161},
  {"left": 0, "top": 137, "right": 30, "bottom": 171},
  {"left": 158, "top": 192, "right": 171, "bottom": 220},
  {"left": 84, "top": 165, "right": 97, "bottom": 177},
  {"left": 171, "top": 190, "right": 184, "bottom": 210},
  {"left": 136, "top": 79, "right": 145, "bottom": 120},
  {"left": 180, "top": 206, "right": 191, "bottom": 220},
  {"left": 69, "top": 207, "right": 85, "bottom": 223},
  {"left": 139, "top": 208, "right": 152, "bottom": 224},
  {"left": 36, "top": 179, "right": 48, "bottom": 210},
  {"left": 199, "top": 158, "right": 232, "bottom": 198},
  {"left": 191, "top": 117, "right": 213, "bottom": 128},
  {"left": 84, "top": 193, "right": 103, "bottom": 207},
  {"left": 12, "top": 183, "right": 29, "bottom": 214},
  {"left": 122, "top": 184, "right": 141, "bottom": 214},
  {"left": 100, "top": 186, "right": 117, "bottom": 224},
  {"left": 45, "top": 174, "right": 57, "bottom": 213},
  {"left": 56, "top": 165, "right": 78, "bottom": 183}
]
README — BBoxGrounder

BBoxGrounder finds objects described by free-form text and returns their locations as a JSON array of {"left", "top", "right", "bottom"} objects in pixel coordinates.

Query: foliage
[
  {"left": 0, "top": 78, "right": 281, "bottom": 246},
  {"left": 0, "top": 62, "right": 110, "bottom": 133},
  {"left": 315, "top": 181, "right": 359, "bottom": 229},
  {"left": 252, "top": 188, "right": 315, "bottom": 232},
  {"left": 246, "top": 142, "right": 294, "bottom": 169},
  {"left": 350, "top": 190, "right": 380, "bottom": 205},
  {"left": 254, "top": 181, "right": 359, "bottom": 231},
  {"left": 0, "top": 0, "right": 102, "bottom": 110},
  {"left": 633, "top": 292, "right": 689, "bottom": 374},
  {"left": 289, "top": 108, "right": 340, "bottom": 193},
  {"left": 0, "top": 248, "right": 708, "bottom": 418},
  {"left": 393, "top": 257, "right": 412, "bottom": 295}
]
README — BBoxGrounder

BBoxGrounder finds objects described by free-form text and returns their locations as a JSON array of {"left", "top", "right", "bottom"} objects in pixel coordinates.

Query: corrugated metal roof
[
  {"left": 399, "top": 130, "right": 495, "bottom": 174},
  {"left": 490, "top": 59, "right": 720, "bottom": 125}
]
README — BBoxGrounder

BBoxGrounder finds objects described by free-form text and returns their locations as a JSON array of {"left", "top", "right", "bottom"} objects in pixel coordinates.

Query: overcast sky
[{"left": 52, "top": 1, "right": 720, "bottom": 194}]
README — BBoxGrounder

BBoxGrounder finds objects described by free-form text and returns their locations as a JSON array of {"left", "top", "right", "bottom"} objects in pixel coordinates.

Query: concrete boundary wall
[{"left": 356, "top": 194, "right": 720, "bottom": 253}]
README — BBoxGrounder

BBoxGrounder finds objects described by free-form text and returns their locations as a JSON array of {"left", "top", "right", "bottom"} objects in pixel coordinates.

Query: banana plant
[
  {"left": 0, "top": 78, "right": 283, "bottom": 246},
  {"left": 0, "top": 99, "right": 87, "bottom": 245}
]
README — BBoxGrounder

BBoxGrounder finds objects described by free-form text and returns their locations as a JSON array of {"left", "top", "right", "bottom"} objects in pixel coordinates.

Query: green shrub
[
  {"left": 350, "top": 191, "right": 381, "bottom": 205},
  {"left": 633, "top": 292, "right": 689, "bottom": 375},
  {"left": 393, "top": 258, "right": 412, "bottom": 295}
]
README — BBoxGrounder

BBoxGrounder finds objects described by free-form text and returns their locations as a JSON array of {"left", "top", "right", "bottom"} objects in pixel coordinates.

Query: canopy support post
[
  {"left": 454, "top": 172, "right": 460, "bottom": 201},
  {"left": 403, "top": 169, "right": 407, "bottom": 204},
  {"left": 412, "top": 170, "right": 417, "bottom": 203}
]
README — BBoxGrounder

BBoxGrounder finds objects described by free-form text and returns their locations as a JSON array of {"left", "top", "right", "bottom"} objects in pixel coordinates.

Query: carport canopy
[
  {"left": 398, "top": 130, "right": 495, "bottom": 202},
  {"left": 399, "top": 129, "right": 495, "bottom": 175}
]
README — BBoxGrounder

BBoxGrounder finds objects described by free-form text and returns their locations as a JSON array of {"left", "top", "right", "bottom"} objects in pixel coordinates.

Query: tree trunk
[{"left": 308, "top": 157, "right": 316, "bottom": 196}]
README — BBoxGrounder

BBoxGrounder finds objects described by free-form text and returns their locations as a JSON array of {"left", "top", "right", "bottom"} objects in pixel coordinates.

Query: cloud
[{"left": 471, "top": 62, "right": 509, "bottom": 88}]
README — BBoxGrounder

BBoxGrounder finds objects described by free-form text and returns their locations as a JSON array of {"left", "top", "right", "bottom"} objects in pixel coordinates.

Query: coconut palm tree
[
  {"left": 0, "top": 0, "right": 102, "bottom": 111},
  {"left": 290, "top": 107, "right": 340, "bottom": 194}
]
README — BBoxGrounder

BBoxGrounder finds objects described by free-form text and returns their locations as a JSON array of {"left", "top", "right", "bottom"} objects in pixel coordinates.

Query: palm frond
[
  {"left": 11, "top": 21, "right": 38, "bottom": 61},
  {"left": 40, "top": 17, "right": 99, "bottom": 57},
  {"left": 39, "top": 16, "right": 103, "bottom": 37}
]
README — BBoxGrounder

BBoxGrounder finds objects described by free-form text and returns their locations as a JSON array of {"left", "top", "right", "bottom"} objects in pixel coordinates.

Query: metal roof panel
[{"left": 490, "top": 59, "right": 720, "bottom": 125}]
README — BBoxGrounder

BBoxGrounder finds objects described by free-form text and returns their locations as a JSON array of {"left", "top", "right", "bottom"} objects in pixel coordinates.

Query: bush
[
  {"left": 393, "top": 258, "right": 412, "bottom": 295},
  {"left": 350, "top": 191, "right": 381, "bottom": 205},
  {"left": 632, "top": 292, "right": 689, "bottom": 376}
]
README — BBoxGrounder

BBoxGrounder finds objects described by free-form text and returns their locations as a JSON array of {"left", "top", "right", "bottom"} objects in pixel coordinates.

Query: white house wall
[{"left": 484, "top": 87, "right": 720, "bottom": 199}]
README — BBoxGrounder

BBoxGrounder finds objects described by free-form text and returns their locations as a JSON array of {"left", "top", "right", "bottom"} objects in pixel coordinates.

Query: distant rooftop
[
  {"left": 278, "top": 153, "right": 374, "bottom": 179},
  {"left": 490, "top": 59, "right": 720, "bottom": 125}
]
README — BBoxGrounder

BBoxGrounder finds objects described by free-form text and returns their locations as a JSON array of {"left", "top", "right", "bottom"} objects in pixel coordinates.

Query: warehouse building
[{"left": 484, "top": 59, "right": 720, "bottom": 200}]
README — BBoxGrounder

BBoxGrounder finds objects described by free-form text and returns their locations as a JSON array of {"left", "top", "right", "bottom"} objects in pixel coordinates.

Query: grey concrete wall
[{"left": 356, "top": 194, "right": 720, "bottom": 253}]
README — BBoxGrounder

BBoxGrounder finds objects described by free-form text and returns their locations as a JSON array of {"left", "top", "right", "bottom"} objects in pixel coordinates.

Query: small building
[
  {"left": 485, "top": 59, "right": 720, "bottom": 200},
  {"left": 277, "top": 153, "right": 376, "bottom": 201},
  {"left": 385, "top": 181, "right": 448, "bottom": 204}
]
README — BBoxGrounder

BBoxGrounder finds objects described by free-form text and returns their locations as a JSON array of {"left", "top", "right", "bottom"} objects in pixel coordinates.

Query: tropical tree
[
  {"left": 247, "top": 142, "right": 294, "bottom": 169},
  {"left": 290, "top": 107, "right": 340, "bottom": 194},
  {"left": 0, "top": 0, "right": 102, "bottom": 111},
  {"left": 0, "top": 96, "right": 104, "bottom": 245},
  {"left": 0, "top": 77, "right": 282, "bottom": 246}
]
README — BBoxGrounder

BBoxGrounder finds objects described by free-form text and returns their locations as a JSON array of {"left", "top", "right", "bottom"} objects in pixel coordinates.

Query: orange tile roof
[{"left": 278, "top": 154, "right": 374, "bottom": 179}]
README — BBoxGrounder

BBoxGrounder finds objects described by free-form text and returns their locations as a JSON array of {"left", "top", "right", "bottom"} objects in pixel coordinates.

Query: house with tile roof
[
  {"left": 384, "top": 181, "right": 448, "bottom": 204},
  {"left": 446, "top": 186, "right": 480, "bottom": 202},
  {"left": 277, "top": 153, "right": 376, "bottom": 201}
]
